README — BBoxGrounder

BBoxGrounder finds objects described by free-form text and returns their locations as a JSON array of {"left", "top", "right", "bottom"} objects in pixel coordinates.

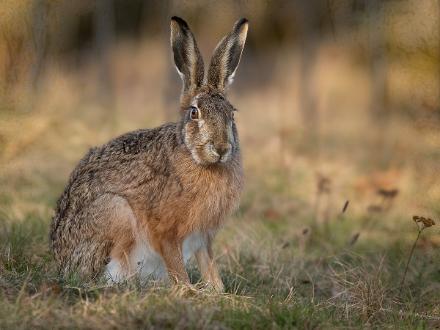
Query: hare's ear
[
  {"left": 207, "top": 18, "right": 248, "bottom": 92},
  {"left": 170, "top": 16, "right": 205, "bottom": 95}
]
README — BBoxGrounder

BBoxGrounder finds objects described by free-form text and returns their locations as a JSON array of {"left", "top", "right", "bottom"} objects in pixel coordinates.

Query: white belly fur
[{"left": 105, "top": 231, "right": 205, "bottom": 283}]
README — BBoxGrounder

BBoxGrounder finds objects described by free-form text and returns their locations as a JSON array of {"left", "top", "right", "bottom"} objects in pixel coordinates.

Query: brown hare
[{"left": 50, "top": 17, "right": 248, "bottom": 292}]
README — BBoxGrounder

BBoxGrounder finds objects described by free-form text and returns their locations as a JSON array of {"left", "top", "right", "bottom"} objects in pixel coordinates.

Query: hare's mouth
[
  {"left": 203, "top": 142, "right": 232, "bottom": 164},
  {"left": 190, "top": 143, "right": 232, "bottom": 165}
]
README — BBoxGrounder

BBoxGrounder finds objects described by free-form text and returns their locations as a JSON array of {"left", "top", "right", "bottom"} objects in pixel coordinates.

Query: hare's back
[{"left": 51, "top": 123, "right": 178, "bottom": 237}]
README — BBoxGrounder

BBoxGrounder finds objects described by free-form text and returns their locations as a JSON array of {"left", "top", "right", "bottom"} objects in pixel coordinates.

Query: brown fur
[{"left": 50, "top": 17, "right": 248, "bottom": 289}]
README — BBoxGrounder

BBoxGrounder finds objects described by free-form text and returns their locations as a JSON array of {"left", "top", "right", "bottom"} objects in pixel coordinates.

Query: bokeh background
[
  {"left": 0, "top": 0, "right": 439, "bottom": 328},
  {"left": 1, "top": 0, "right": 439, "bottom": 213}
]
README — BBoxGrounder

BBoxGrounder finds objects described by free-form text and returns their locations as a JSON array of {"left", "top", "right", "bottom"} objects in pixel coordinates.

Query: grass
[{"left": 0, "top": 170, "right": 439, "bottom": 329}]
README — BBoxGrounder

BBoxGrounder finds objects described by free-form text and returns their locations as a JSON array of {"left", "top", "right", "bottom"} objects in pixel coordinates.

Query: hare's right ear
[
  {"left": 170, "top": 17, "right": 205, "bottom": 96},
  {"left": 207, "top": 18, "right": 248, "bottom": 92}
]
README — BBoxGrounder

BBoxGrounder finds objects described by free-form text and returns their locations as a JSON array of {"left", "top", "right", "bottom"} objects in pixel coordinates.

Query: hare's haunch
[{"left": 49, "top": 17, "right": 248, "bottom": 291}]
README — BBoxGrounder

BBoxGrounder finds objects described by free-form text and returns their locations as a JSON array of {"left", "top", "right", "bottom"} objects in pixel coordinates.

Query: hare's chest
[{"left": 186, "top": 169, "right": 243, "bottom": 229}]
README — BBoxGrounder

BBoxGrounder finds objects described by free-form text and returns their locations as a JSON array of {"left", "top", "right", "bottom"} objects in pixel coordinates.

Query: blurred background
[{"left": 0, "top": 0, "right": 439, "bottom": 235}]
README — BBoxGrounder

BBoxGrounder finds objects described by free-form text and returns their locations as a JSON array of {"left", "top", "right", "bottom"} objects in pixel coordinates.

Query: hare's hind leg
[
  {"left": 59, "top": 194, "right": 136, "bottom": 280},
  {"left": 87, "top": 194, "right": 138, "bottom": 283}
]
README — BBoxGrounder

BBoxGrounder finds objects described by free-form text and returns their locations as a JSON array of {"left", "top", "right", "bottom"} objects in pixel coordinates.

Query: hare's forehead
[{"left": 191, "top": 93, "right": 232, "bottom": 112}]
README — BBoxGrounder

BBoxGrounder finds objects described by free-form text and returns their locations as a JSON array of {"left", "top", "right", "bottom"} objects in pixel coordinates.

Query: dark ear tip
[
  {"left": 235, "top": 18, "right": 249, "bottom": 29},
  {"left": 232, "top": 18, "right": 249, "bottom": 34},
  {"left": 171, "top": 16, "right": 189, "bottom": 29}
]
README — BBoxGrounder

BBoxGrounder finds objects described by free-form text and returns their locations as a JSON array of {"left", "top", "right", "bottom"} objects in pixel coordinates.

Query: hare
[{"left": 49, "top": 17, "right": 248, "bottom": 292}]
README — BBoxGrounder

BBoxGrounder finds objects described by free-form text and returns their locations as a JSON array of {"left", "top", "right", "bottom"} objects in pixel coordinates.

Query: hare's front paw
[
  {"left": 170, "top": 282, "right": 198, "bottom": 297},
  {"left": 213, "top": 278, "right": 225, "bottom": 293},
  {"left": 201, "top": 279, "right": 224, "bottom": 294}
]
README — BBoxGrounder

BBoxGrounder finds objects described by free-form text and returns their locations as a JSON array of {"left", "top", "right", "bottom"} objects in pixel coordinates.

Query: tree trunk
[
  {"left": 368, "top": 0, "right": 388, "bottom": 122},
  {"left": 30, "top": 0, "right": 48, "bottom": 91},
  {"left": 95, "top": 0, "right": 115, "bottom": 114},
  {"left": 298, "top": 1, "right": 320, "bottom": 154},
  {"left": 367, "top": 0, "right": 390, "bottom": 167}
]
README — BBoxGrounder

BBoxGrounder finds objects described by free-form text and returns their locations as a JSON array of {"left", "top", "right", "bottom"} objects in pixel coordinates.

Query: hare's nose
[{"left": 216, "top": 143, "right": 231, "bottom": 157}]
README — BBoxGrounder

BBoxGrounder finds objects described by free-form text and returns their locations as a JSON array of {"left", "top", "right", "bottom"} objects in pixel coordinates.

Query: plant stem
[{"left": 399, "top": 229, "right": 422, "bottom": 293}]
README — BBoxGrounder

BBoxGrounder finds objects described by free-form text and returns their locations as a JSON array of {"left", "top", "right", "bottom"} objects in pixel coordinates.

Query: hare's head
[{"left": 171, "top": 16, "right": 248, "bottom": 165}]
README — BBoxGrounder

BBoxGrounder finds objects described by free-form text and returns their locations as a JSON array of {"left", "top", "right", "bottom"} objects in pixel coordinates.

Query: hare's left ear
[
  {"left": 171, "top": 16, "right": 205, "bottom": 96},
  {"left": 207, "top": 18, "right": 248, "bottom": 92}
]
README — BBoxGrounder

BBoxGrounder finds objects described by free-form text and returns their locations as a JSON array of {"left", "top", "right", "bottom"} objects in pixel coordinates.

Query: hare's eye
[{"left": 189, "top": 106, "right": 199, "bottom": 120}]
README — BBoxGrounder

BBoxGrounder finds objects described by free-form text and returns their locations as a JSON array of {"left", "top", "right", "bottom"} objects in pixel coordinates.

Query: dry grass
[{"left": 0, "top": 38, "right": 439, "bottom": 329}]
